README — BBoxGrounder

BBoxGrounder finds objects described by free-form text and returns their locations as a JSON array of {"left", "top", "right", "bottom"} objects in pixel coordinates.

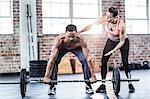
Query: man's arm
[
  {"left": 80, "top": 36, "right": 97, "bottom": 83},
  {"left": 44, "top": 36, "right": 62, "bottom": 80}
]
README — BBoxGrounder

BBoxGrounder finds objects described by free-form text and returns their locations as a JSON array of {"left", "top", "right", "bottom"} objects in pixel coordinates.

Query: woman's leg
[
  {"left": 120, "top": 38, "right": 131, "bottom": 78},
  {"left": 120, "top": 38, "right": 135, "bottom": 93},
  {"left": 96, "top": 39, "right": 117, "bottom": 93},
  {"left": 101, "top": 39, "right": 117, "bottom": 80}
]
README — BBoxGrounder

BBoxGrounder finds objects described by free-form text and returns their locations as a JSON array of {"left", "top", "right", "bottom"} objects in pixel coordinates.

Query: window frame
[
  {"left": 42, "top": 0, "right": 102, "bottom": 34},
  {"left": 0, "top": 0, "right": 13, "bottom": 34},
  {"left": 125, "top": 0, "right": 150, "bottom": 34}
]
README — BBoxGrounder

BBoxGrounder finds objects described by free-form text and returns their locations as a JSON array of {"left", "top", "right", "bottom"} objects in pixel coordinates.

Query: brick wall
[
  {"left": 36, "top": 0, "right": 42, "bottom": 36},
  {"left": 102, "top": 0, "right": 125, "bottom": 19},
  {"left": 0, "top": 0, "right": 20, "bottom": 73},
  {"left": 38, "top": 34, "right": 150, "bottom": 73}
]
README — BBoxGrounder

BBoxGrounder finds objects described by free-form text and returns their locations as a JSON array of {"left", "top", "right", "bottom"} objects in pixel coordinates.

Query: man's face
[
  {"left": 66, "top": 31, "right": 77, "bottom": 42},
  {"left": 66, "top": 31, "right": 76, "bottom": 38}
]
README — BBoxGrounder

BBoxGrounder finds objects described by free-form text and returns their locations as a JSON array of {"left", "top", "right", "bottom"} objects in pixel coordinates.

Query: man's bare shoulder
[
  {"left": 52, "top": 33, "right": 66, "bottom": 47},
  {"left": 75, "top": 33, "right": 85, "bottom": 40},
  {"left": 56, "top": 33, "right": 66, "bottom": 40}
]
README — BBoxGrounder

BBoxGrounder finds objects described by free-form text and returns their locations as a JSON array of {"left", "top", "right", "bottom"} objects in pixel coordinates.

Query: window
[
  {"left": 73, "top": 0, "right": 99, "bottom": 18},
  {"left": 148, "top": 0, "right": 150, "bottom": 32},
  {"left": 125, "top": 0, "right": 148, "bottom": 34},
  {"left": 42, "top": 0, "right": 102, "bottom": 34},
  {"left": 0, "top": 0, "right": 13, "bottom": 34}
]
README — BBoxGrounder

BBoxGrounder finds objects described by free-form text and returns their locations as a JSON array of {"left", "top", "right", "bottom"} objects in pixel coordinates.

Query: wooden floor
[{"left": 0, "top": 69, "right": 150, "bottom": 99}]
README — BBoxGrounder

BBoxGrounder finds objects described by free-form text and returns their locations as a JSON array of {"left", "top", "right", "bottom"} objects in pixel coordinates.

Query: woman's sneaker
[
  {"left": 48, "top": 85, "right": 56, "bottom": 95},
  {"left": 85, "top": 85, "right": 94, "bottom": 94},
  {"left": 95, "top": 84, "right": 106, "bottom": 93},
  {"left": 128, "top": 84, "right": 135, "bottom": 93}
]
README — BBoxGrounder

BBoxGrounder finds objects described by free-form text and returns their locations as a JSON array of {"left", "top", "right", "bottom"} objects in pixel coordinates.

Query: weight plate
[
  {"left": 112, "top": 67, "right": 120, "bottom": 95},
  {"left": 20, "top": 69, "right": 27, "bottom": 98}
]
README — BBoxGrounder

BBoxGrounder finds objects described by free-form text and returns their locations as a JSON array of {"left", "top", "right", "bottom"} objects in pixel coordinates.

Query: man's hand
[
  {"left": 90, "top": 75, "right": 97, "bottom": 84},
  {"left": 43, "top": 76, "right": 51, "bottom": 83},
  {"left": 104, "top": 50, "right": 114, "bottom": 56}
]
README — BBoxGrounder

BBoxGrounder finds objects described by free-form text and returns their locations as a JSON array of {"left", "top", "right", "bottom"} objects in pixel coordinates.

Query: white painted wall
[{"left": 19, "top": 0, "right": 37, "bottom": 71}]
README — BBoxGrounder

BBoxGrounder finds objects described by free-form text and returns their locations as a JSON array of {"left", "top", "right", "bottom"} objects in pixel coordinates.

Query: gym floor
[{"left": 0, "top": 69, "right": 150, "bottom": 99}]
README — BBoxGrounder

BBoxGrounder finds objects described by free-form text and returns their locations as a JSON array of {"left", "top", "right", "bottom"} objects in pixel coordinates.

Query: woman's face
[{"left": 106, "top": 11, "right": 116, "bottom": 23}]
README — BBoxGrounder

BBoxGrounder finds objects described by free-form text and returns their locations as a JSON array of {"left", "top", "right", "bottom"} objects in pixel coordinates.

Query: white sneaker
[
  {"left": 48, "top": 85, "right": 56, "bottom": 95},
  {"left": 85, "top": 85, "right": 94, "bottom": 94}
]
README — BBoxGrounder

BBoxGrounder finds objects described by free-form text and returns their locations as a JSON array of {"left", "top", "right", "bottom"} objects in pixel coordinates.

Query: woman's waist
[{"left": 107, "top": 35, "right": 128, "bottom": 42}]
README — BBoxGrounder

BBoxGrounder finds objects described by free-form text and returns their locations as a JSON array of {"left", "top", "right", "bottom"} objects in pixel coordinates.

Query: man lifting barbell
[{"left": 43, "top": 24, "right": 97, "bottom": 95}]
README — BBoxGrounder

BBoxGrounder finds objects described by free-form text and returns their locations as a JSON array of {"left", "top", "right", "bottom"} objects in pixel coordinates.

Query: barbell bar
[{"left": 0, "top": 78, "right": 139, "bottom": 84}]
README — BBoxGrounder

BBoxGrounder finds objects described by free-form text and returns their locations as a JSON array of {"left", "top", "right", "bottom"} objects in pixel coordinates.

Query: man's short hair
[{"left": 66, "top": 24, "right": 77, "bottom": 32}]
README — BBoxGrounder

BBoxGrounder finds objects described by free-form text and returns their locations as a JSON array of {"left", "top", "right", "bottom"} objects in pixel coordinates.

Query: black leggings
[{"left": 101, "top": 38, "right": 131, "bottom": 79}]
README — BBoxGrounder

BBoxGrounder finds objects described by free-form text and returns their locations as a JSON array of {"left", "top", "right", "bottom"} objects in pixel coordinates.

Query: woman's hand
[{"left": 104, "top": 50, "right": 114, "bottom": 56}]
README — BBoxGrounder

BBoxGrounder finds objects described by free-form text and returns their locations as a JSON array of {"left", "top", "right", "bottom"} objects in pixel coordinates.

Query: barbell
[
  {"left": 0, "top": 78, "right": 139, "bottom": 84},
  {"left": 0, "top": 68, "right": 139, "bottom": 98}
]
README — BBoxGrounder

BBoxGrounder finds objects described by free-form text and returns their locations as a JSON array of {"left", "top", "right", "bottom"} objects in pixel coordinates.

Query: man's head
[
  {"left": 106, "top": 7, "right": 119, "bottom": 23},
  {"left": 66, "top": 24, "right": 77, "bottom": 36},
  {"left": 65, "top": 24, "right": 77, "bottom": 42},
  {"left": 66, "top": 24, "right": 77, "bottom": 32}
]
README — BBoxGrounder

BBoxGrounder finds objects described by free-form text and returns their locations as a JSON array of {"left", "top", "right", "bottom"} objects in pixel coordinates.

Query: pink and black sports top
[{"left": 105, "top": 17, "right": 122, "bottom": 42}]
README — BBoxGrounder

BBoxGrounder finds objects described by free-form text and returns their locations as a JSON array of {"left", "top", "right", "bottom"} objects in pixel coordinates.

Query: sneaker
[
  {"left": 96, "top": 84, "right": 106, "bottom": 93},
  {"left": 128, "top": 84, "right": 135, "bottom": 93},
  {"left": 48, "top": 85, "right": 56, "bottom": 95},
  {"left": 85, "top": 85, "right": 94, "bottom": 94}
]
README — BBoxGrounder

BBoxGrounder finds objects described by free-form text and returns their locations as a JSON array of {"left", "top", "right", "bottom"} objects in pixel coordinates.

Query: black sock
[
  {"left": 86, "top": 82, "right": 92, "bottom": 89},
  {"left": 50, "top": 84, "right": 55, "bottom": 89}
]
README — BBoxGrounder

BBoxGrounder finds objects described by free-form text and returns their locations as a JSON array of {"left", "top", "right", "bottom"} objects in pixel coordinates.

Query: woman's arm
[
  {"left": 104, "top": 19, "right": 126, "bottom": 56},
  {"left": 78, "top": 16, "right": 106, "bottom": 33}
]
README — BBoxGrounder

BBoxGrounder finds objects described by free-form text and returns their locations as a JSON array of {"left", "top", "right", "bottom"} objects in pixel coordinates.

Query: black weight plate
[
  {"left": 20, "top": 69, "right": 27, "bottom": 98},
  {"left": 112, "top": 67, "right": 120, "bottom": 95}
]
